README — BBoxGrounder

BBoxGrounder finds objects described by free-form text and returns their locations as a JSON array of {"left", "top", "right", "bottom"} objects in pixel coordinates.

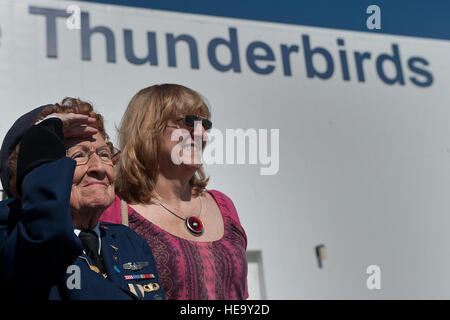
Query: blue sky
[{"left": 79, "top": 0, "right": 450, "bottom": 41}]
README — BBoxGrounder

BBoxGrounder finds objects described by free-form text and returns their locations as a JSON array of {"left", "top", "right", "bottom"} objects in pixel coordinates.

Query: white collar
[{"left": 74, "top": 223, "right": 101, "bottom": 255}]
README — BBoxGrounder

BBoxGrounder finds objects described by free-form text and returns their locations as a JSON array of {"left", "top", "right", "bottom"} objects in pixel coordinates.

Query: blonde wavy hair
[{"left": 115, "top": 84, "right": 211, "bottom": 204}]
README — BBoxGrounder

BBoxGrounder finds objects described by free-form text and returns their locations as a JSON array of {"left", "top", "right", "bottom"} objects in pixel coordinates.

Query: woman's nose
[
  {"left": 86, "top": 153, "right": 106, "bottom": 172},
  {"left": 191, "top": 121, "right": 206, "bottom": 138}
]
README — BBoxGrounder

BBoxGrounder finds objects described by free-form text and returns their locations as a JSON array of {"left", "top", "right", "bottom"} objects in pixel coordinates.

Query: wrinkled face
[
  {"left": 66, "top": 132, "right": 115, "bottom": 212},
  {"left": 159, "top": 114, "right": 208, "bottom": 169}
]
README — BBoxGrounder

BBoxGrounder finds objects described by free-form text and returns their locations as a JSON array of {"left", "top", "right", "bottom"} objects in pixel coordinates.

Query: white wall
[{"left": 1, "top": 0, "right": 450, "bottom": 299}]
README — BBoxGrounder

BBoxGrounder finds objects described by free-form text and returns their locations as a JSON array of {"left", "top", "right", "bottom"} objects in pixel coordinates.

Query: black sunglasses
[{"left": 176, "top": 115, "right": 212, "bottom": 131}]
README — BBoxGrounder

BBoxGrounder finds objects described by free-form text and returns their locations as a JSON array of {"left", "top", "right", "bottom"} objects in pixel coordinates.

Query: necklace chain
[{"left": 154, "top": 195, "right": 203, "bottom": 222}]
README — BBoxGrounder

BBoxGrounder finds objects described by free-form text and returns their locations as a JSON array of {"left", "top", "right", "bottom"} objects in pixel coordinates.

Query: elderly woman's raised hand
[{"left": 49, "top": 113, "right": 98, "bottom": 138}]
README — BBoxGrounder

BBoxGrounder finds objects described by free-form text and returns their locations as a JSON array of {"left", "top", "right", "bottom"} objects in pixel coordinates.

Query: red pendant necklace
[{"left": 154, "top": 195, "right": 204, "bottom": 236}]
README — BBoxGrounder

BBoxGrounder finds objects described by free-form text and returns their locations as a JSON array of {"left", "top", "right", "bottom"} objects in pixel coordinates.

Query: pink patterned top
[{"left": 100, "top": 190, "right": 248, "bottom": 300}]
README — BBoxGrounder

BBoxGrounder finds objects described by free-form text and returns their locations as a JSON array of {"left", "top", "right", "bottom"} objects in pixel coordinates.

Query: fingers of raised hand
[
  {"left": 50, "top": 113, "right": 98, "bottom": 138},
  {"left": 64, "top": 125, "right": 98, "bottom": 138}
]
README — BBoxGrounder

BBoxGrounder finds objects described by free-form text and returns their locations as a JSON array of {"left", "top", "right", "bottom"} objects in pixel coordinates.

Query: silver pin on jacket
[{"left": 123, "top": 261, "right": 149, "bottom": 271}]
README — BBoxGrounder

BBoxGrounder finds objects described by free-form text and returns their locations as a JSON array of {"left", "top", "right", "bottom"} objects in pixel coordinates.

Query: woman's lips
[{"left": 84, "top": 182, "right": 108, "bottom": 187}]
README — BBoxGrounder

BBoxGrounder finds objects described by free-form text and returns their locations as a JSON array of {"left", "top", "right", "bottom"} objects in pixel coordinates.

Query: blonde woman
[{"left": 101, "top": 84, "right": 248, "bottom": 300}]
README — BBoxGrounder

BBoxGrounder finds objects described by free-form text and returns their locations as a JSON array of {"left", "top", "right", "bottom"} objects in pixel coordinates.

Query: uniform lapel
[
  {"left": 65, "top": 225, "right": 140, "bottom": 299},
  {"left": 99, "top": 224, "right": 129, "bottom": 292}
]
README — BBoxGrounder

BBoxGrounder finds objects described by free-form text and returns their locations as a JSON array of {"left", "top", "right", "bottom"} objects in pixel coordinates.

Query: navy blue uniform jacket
[{"left": 0, "top": 157, "right": 165, "bottom": 300}]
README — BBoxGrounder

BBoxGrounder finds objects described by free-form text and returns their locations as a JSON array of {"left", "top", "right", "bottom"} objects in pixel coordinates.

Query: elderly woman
[
  {"left": 0, "top": 98, "right": 164, "bottom": 300},
  {"left": 100, "top": 84, "right": 248, "bottom": 300}
]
